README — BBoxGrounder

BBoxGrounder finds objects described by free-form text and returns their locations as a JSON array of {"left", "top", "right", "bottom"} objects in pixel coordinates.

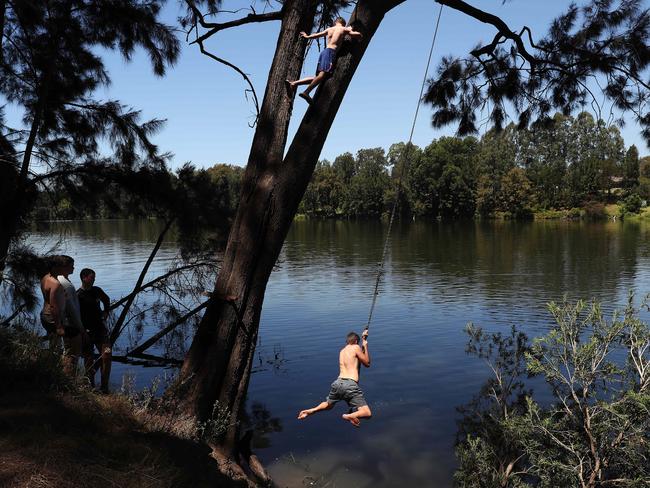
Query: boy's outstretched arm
[
  {"left": 300, "top": 29, "right": 328, "bottom": 40},
  {"left": 346, "top": 27, "right": 363, "bottom": 39}
]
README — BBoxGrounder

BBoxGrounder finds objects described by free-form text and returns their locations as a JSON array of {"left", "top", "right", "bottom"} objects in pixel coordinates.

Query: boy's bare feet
[
  {"left": 342, "top": 413, "right": 360, "bottom": 427},
  {"left": 297, "top": 410, "right": 311, "bottom": 420},
  {"left": 299, "top": 92, "right": 313, "bottom": 104}
]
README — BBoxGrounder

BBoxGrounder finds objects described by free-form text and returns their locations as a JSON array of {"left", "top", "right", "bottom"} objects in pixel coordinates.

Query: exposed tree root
[{"left": 210, "top": 441, "right": 272, "bottom": 488}]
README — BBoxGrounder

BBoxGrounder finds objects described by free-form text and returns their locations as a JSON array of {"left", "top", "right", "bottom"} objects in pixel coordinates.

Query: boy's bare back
[
  {"left": 41, "top": 275, "right": 63, "bottom": 308},
  {"left": 339, "top": 344, "right": 362, "bottom": 381},
  {"left": 326, "top": 25, "right": 354, "bottom": 50}
]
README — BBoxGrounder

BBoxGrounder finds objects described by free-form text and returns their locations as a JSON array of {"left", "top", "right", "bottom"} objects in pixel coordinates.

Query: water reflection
[
  {"left": 283, "top": 220, "right": 644, "bottom": 307},
  {"left": 243, "top": 401, "right": 283, "bottom": 450}
]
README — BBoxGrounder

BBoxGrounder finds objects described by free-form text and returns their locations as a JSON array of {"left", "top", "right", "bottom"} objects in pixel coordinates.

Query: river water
[{"left": 25, "top": 219, "right": 650, "bottom": 487}]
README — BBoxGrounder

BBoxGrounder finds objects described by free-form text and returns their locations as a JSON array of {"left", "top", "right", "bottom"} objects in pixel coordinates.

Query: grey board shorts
[{"left": 325, "top": 378, "right": 367, "bottom": 409}]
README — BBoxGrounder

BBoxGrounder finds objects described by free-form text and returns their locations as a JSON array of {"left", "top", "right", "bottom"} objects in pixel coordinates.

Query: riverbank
[
  {"left": 0, "top": 328, "right": 235, "bottom": 488},
  {"left": 531, "top": 203, "right": 650, "bottom": 221},
  {"left": 295, "top": 203, "right": 650, "bottom": 221}
]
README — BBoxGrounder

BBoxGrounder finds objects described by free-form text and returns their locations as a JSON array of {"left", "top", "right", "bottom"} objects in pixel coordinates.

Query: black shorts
[
  {"left": 325, "top": 378, "right": 367, "bottom": 409},
  {"left": 84, "top": 325, "right": 111, "bottom": 354}
]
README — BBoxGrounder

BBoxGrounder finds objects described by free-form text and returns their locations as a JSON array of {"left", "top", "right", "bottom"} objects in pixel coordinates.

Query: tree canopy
[
  {"left": 429, "top": 0, "right": 650, "bottom": 143},
  {"left": 0, "top": 0, "right": 180, "bottom": 273}
]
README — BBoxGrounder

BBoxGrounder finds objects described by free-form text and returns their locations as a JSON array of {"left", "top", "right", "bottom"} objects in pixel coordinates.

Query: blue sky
[{"left": 8, "top": 1, "right": 650, "bottom": 169}]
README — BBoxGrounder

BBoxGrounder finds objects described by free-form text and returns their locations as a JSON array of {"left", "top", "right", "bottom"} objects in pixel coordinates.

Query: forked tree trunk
[{"left": 171, "top": 0, "right": 405, "bottom": 479}]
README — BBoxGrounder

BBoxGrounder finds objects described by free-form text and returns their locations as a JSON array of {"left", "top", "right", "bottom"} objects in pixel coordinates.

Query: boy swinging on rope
[
  {"left": 285, "top": 17, "right": 363, "bottom": 104},
  {"left": 298, "top": 329, "right": 372, "bottom": 427}
]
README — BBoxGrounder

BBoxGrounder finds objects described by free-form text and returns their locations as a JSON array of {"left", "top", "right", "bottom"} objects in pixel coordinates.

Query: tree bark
[{"left": 170, "top": 0, "right": 406, "bottom": 471}]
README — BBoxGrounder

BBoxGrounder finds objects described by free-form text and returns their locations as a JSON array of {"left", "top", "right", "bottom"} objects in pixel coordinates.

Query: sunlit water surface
[{"left": 24, "top": 219, "right": 650, "bottom": 487}]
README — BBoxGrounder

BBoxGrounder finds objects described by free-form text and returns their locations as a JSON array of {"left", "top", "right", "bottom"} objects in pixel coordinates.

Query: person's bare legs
[
  {"left": 297, "top": 401, "right": 334, "bottom": 420},
  {"left": 62, "top": 335, "right": 82, "bottom": 378},
  {"left": 99, "top": 343, "right": 112, "bottom": 393},
  {"left": 305, "top": 71, "right": 326, "bottom": 93},
  {"left": 299, "top": 71, "right": 326, "bottom": 104},
  {"left": 286, "top": 76, "right": 313, "bottom": 96},
  {"left": 290, "top": 76, "right": 315, "bottom": 87},
  {"left": 82, "top": 334, "right": 96, "bottom": 387},
  {"left": 342, "top": 405, "right": 372, "bottom": 427}
]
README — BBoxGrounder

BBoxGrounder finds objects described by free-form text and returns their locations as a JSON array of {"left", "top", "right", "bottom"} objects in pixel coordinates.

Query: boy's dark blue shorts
[{"left": 316, "top": 48, "right": 336, "bottom": 74}]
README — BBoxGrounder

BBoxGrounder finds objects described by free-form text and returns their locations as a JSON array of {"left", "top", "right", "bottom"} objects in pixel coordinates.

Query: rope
[{"left": 364, "top": 4, "right": 444, "bottom": 332}]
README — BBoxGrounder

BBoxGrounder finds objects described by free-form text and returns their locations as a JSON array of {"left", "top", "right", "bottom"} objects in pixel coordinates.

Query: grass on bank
[
  {"left": 527, "top": 202, "right": 650, "bottom": 220},
  {"left": 296, "top": 203, "right": 650, "bottom": 221},
  {"left": 0, "top": 327, "right": 236, "bottom": 488},
  {"left": 620, "top": 205, "right": 650, "bottom": 220}
]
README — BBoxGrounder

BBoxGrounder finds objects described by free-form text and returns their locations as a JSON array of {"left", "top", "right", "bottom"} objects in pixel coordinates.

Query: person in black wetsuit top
[{"left": 77, "top": 268, "right": 112, "bottom": 393}]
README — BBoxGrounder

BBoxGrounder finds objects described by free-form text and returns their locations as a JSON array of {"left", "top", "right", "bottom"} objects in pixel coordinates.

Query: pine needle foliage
[{"left": 456, "top": 295, "right": 650, "bottom": 488}]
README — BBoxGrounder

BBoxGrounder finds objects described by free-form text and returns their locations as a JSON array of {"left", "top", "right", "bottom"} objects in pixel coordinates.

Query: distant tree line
[
  {"left": 300, "top": 112, "right": 649, "bottom": 219},
  {"left": 30, "top": 112, "right": 648, "bottom": 224},
  {"left": 32, "top": 164, "right": 244, "bottom": 222}
]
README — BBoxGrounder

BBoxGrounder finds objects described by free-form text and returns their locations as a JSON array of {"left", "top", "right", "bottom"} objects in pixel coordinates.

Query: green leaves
[
  {"left": 2, "top": 0, "right": 180, "bottom": 170},
  {"left": 456, "top": 296, "right": 650, "bottom": 487},
  {"left": 427, "top": 0, "right": 650, "bottom": 146}
]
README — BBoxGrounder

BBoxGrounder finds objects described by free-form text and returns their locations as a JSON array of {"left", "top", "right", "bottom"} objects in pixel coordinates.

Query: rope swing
[{"left": 364, "top": 4, "right": 444, "bottom": 333}]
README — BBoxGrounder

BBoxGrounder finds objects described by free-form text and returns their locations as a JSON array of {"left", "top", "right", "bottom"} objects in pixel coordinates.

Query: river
[{"left": 25, "top": 219, "right": 650, "bottom": 487}]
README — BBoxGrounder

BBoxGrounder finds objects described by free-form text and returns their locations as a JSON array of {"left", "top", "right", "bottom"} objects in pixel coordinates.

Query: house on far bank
[{"left": 610, "top": 176, "right": 624, "bottom": 185}]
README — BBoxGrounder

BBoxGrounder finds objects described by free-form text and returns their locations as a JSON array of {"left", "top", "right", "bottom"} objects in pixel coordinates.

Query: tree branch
[
  {"left": 109, "top": 218, "right": 173, "bottom": 344},
  {"left": 190, "top": 9, "right": 283, "bottom": 45},
  {"left": 195, "top": 40, "right": 260, "bottom": 124},
  {"left": 127, "top": 300, "right": 209, "bottom": 356},
  {"left": 29, "top": 165, "right": 90, "bottom": 184},
  {"left": 0, "top": 304, "right": 25, "bottom": 327},
  {"left": 109, "top": 261, "right": 216, "bottom": 311},
  {"left": 436, "top": 0, "right": 539, "bottom": 67}
]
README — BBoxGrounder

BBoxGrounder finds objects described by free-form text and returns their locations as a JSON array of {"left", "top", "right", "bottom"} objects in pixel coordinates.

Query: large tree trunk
[
  {"left": 0, "top": 94, "right": 43, "bottom": 275},
  {"left": 170, "top": 0, "right": 405, "bottom": 480}
]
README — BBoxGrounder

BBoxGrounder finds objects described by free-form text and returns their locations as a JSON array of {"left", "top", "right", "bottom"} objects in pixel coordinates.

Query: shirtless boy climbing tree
[
  {"left": 298, "top": 329, "right": 372, "bottom": 427},
  {"left": 286, "top": 17, "right": 363, "bottom": 104}
]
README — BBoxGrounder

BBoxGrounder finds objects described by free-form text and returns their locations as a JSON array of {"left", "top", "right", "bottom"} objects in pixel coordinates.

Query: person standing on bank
[
  {"left": 285, "top": 17, "right": 363, "bottom": 104},
  {"left": 297, "top": 329, "right": 372, "bottom": 427},
  {"left": 56, "top": 255, "right": 89, "bottom": 375},
  {"left": 40, "top": 255, "right": 82, "bottom": 375},
  {"left": 78, "top": 268, "right": 112, "bottom": 393}
]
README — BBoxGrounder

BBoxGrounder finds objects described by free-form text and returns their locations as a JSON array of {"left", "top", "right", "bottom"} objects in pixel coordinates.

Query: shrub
[
  {"left": 0, "top": 326, "right": 74, "bottom": 393},
  {"left": 566, "top": 207, "right": 582, "bottom": 219},
  {"left": 637, "top": 179, "right": 650, "bottom": 200},
  {"left": 455, "top": 296, "right": 650, "bottom": 487},
  {"left": 621, "top": 193, "right": 643, "bottom": 215}
]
